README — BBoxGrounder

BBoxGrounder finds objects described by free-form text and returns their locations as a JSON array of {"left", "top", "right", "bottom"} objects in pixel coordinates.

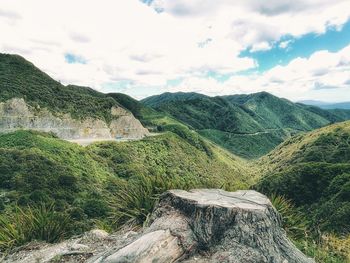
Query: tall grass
[
  {"left": 270, "top": 194, "right": 349, "bottom": 263},
  {"left": 108, "top": 174, "right": 202, "bottom": 228},
  {"left": 270, "top": 194, "right": 308, "bottom": 239},
  {"left": 0, "top": 204, "right": 71, "bottom": 252}
]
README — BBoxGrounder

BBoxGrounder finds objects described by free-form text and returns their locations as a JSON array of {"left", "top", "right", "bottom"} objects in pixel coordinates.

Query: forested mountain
[{"left": 142, "top": 91, "right": 350, "bottom": 158}]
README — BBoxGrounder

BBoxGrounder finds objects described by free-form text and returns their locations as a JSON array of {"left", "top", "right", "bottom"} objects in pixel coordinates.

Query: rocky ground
[
  {"left": 3, "top": 189, "right": 315, "bottom": 263},
  {"left": 0, "top": 98, "right": 149, "bottom": 141}
]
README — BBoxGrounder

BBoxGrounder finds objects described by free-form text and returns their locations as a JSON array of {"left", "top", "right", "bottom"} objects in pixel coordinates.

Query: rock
[
  {"left": 109, "top": 115, "right": 149, "bottom": 139},
  {"left": 91, "top": 189, "right": 314, "bottom": 263},
  {"left": 2, "top": 229, "right": 116, "bottom": 263},
  {"left": 81, "top": 230, "right": 109, "bottom": 243},
  {"left": 1, "top": 240, "right": 88, "bottom": 263},
  {"left": 0, "top": 98, "right": 149, "bottom": 141}
]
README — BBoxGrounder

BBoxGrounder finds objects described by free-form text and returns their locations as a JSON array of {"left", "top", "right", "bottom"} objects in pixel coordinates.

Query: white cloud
[
  {"left": 279, "top": 40, "right": 293, "bottom": 49},
  {"left": 0, "top": 0, "right": 349, "bottom": 100},
  {"left": 168, "top": 44, "right": 350, "bottom": 102},
  {"left": 250, "top": 42, "right": 272, "bottom": 52}
]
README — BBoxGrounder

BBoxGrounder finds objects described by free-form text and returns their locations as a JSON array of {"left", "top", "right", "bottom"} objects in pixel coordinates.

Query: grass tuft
[{"left": 0, "top": 204, "right": 71, "bottom": 252}]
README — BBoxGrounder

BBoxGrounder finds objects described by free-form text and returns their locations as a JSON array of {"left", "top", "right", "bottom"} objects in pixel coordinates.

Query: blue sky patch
[
  {"left": 240, "top": 20, "right": 350, "bottom": 72},
  {"left": 64, "top": 53, "right": 87, "bottom": 64}
]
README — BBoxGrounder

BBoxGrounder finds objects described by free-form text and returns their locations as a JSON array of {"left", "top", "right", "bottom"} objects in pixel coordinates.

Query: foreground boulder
[{"left": 4, "top": 189, "right": 314, "bottom": 263}]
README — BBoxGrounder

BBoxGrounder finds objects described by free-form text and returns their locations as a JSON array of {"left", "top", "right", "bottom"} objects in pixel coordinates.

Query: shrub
[
  {"left": 108, "top": 174, "right": 201, "bottom": 228},
  {"left": 270, "top": 194, "right": 349, "bottom": 262},
  {"left": 270, "top": 194, "right": 309, "bottom": 239},
  {"left": 83, "top": 199, "right": 109, "bottom": 218}
]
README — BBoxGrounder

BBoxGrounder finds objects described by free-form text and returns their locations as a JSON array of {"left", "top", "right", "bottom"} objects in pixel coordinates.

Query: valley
[{"left": 143, "top": 91, "right": 350, "bottom": 158}]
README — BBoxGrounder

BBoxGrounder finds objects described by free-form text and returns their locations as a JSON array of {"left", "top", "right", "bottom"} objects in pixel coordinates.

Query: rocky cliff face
[
  {"left": 4, "top": 189, "right": 314, "bottom": 263},
  {"left": 0, "top": 98, "right": 149, "bottom": 140}
]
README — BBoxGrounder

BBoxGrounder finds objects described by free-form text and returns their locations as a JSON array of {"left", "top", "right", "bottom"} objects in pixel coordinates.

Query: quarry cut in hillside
[
  {"left": 0, "top": 98, "right": 149, "bottom": 141},
  {"left": 4, "top": 189, "right": 314, "bottom": 263}
]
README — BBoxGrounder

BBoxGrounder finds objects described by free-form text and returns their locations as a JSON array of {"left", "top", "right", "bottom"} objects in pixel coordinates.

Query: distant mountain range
[
  {"left": 2, "top": 52, "right": 350, "bottom": 159},
  {"left": 298, "top": 100, "right": 350, "bottom": 110},
  {"left": 142, "top": 92, "right": 350, "bottom": 158}
]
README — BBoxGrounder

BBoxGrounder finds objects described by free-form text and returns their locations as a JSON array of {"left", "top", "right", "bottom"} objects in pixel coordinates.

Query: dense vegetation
[
  {"left": 142, "top": 91, "right": 350, "bottom": 158},
  {"left": 1, "top": 53, "right": 349, "bottom": 261},
  {"left": 0, "top": 130, "right": 253, "bottom": 251},
  {"left": 270, "top": 195, "right": 349, "bottom": 262},
  {"left": 256, "top": 121, "right": 350, "bottom": 234},
  {"left": 0, "top": 54, "right": 128, "bottom": 122}
]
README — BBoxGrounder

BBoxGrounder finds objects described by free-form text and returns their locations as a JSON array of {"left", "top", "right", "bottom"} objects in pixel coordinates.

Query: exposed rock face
[
  {"left": 0, "top": 98, "right": 149, "bottom": 140},
  {"left": 3, "top": 190, "right": 315, "bottom": 263}
]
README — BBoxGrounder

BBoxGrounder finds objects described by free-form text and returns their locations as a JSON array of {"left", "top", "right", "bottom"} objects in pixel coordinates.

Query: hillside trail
[
  {"left": 68, "top": 132, "right": 160, "bottom": 146},
  {"left": 235, "top": 128, "right": 281, "bottom": 136}
]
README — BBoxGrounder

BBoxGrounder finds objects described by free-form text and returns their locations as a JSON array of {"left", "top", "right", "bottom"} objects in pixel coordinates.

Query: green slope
[
  {"left": 0, "top": 53, "right": 129, "bottom": 122},
  {"left": 141, "top": 92, "right": 206, "bottom": 108},
  {"left": 256, "top": 121, "right": 350, "bottom": 233},
  {"left": 225, "top": 92, "right": 333, "bottom": 130},
  {"left": 0, "top": 130, "right": 253, "bottom": 246},
  {"left": 142, "top": 91, "right": 350, "bottom": 158}
]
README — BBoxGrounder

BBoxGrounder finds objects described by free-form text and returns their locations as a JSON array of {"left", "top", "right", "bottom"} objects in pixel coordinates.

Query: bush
[
  {"left": 83, "top": 199, "right": 109, "bottom": 218},
  {"left": 270, "top": 194, "right": 349, "bottom": 262},
  {"left": 0, "top": 200, "right": 5, "bottom": 211},
  {"left": 109, "top": 174, "right": 201, "bottom": 227}
]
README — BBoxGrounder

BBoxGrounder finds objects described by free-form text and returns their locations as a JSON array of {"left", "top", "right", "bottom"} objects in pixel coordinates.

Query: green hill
[
  {"left": 0, "top": 53, "right": 130, "bottom": 123},
  {"left": 141, "top": 92, "right": 206, "bottom": 108},
  {"left": 256, "top": 121, "right": 350, "bottom": 233},
  {"left": 142, "top": 91, "right": 350, "bottom": 158},
  {"left": 0, "top": 129, "right": 253, "bottom": 249}
]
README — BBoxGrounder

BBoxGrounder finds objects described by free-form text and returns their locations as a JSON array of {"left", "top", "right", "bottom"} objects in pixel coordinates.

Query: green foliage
[
  {"left": 142, "top": 91, "right": 350, "bottom": 158},
  {"left": 0, "top": 54, "right": 128, "bottom": 122},
  {"left": 160, "top": 124, "right": 212, "bottom": 155},
  {"left": 0, "top": 130, "right": 110, "bottom": 209},
  {"left": 257, "top": 121, "right": 350, "bottom": 233},
  {"left": 0, "top": 204, "right": 71, "bottom": 251},
  {"left": 294, "top": 236, "right": 349, "bottom": 263},
  {"left": 271, "top": 195, "right": 349, "bottom": 262},
  {"left": 108, "top": 174, "right": 202, "bottom": 227},
  {"left": 108, "top": 93, "right": 146, "bottom": 119},
  {"left": 89, "top": 132, "right": 252, "bottom": 191},
  {"left": 270, "top": 194, "right": 308, "bottom": 239},
  {"left": 199, "top": 129, "right": 286, "bottom": 159},
  {"left": 0, "top": 129, "right": 253, "bottom": 251},
  {"left": 83, "top": 199, "right": 110, "bottom": 218}
]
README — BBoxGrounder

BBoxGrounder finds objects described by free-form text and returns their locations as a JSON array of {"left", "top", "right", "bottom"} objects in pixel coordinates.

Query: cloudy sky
[{"left": 1, "top": 0, "right": 350, "bottom": 101}]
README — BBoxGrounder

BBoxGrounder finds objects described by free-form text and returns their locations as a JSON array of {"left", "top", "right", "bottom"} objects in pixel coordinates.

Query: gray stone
[{"left": 0, "top": 98, "right": 149, "bottom": 141}]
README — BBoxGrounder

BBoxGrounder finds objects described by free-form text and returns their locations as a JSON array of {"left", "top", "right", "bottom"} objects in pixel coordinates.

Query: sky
[{"left": 1, "top": 0, "right": 350, "bottom": 102}]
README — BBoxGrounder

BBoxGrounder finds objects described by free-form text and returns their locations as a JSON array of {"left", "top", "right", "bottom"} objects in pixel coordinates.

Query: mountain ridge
[
  {"left": 299, "top": 100, "right": 350, "bottom": 110},
  {"left": 141, "top": 91, "right": 350, "bottom": 158}
]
